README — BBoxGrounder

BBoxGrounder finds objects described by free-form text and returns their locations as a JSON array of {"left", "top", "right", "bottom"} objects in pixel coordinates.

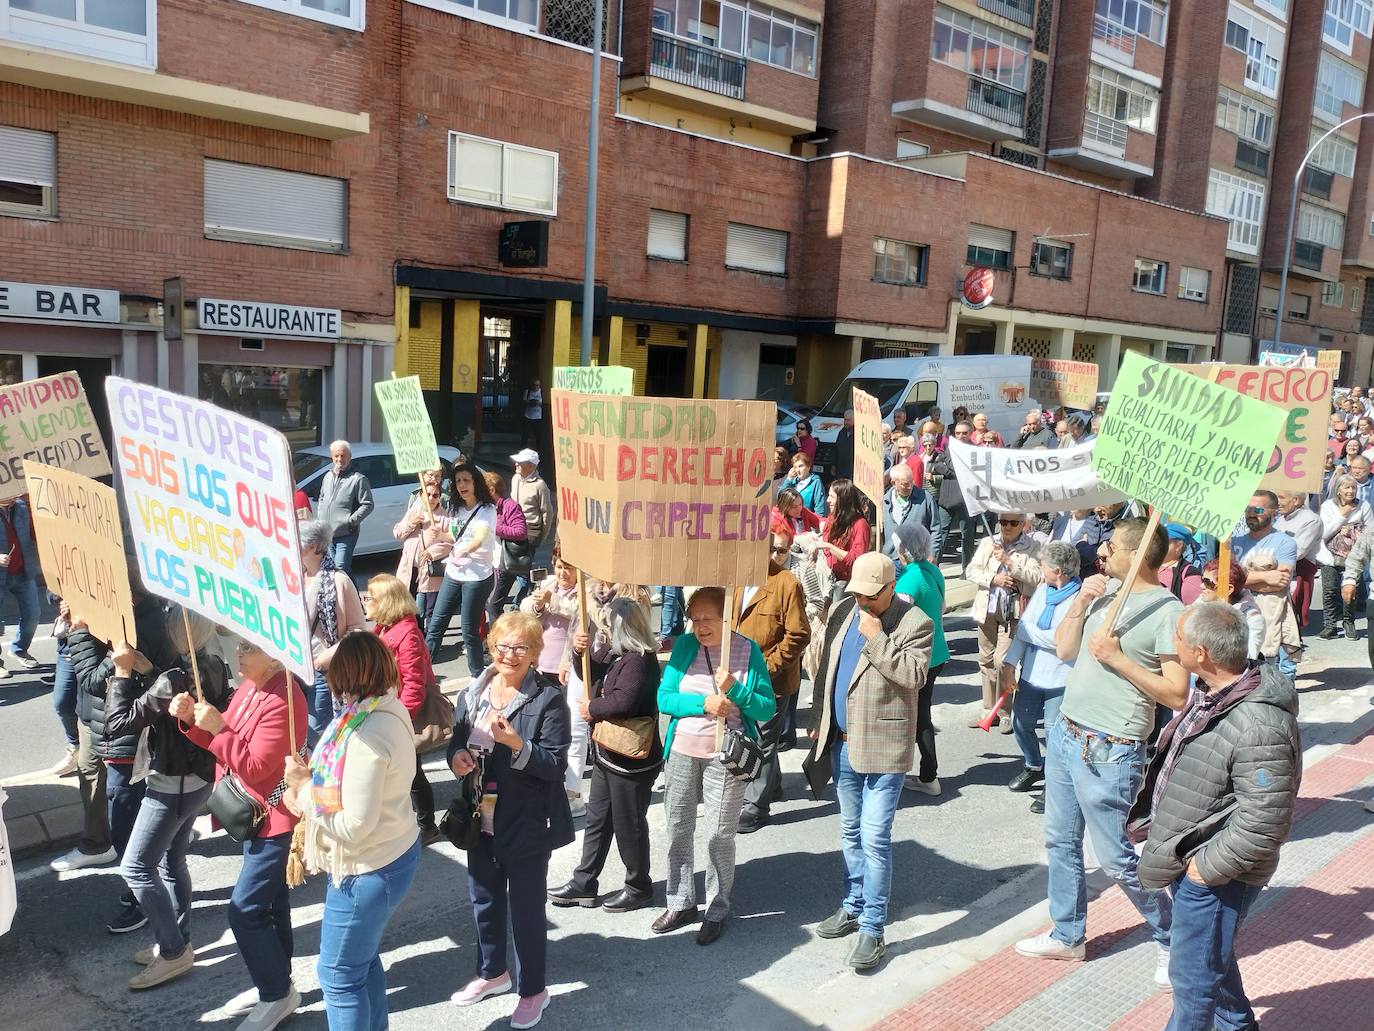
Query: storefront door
[
  {"left": 645, "top": 345, "right": 689, "bottom": 398},
  {"left": 38, "top": 355, "right": 112, "bottom": 453}
]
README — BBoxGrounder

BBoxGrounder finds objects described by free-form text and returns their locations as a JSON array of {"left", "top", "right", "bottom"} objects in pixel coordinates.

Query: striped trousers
[{"left": 662, "top": 749, "right": 748, "bottom": 921}]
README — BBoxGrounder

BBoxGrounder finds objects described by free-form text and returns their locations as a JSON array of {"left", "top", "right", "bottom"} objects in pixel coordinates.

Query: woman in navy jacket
[{"left": 448, "top": 609, "right": 572, "bottom": 1030}]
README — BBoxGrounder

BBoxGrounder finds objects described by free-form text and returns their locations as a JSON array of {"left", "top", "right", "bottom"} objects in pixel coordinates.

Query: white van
[{"left": 810, "top": 355, "right": 1033, "bottom": 474}]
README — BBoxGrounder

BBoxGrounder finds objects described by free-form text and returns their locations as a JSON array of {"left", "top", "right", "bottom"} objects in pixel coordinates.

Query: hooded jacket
[{"left": 105, "top": 658, "right": 234, "bottom": 782}]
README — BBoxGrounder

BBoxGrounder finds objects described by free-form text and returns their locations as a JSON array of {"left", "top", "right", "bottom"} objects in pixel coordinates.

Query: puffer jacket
[
  {"left": 1127, "top": 664, "right": 1301, "bottom": 890},
  {"left": 105, "top": 657, "right": 234, "bottom": 782}
]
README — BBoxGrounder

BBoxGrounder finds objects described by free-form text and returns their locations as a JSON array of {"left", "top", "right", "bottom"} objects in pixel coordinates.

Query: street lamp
[
  {"left": 1271, "top": 111, "right": 1374, "bottom": 361},
  {"left": 580, "top": 0, "right": 604, "bottom": 368}
]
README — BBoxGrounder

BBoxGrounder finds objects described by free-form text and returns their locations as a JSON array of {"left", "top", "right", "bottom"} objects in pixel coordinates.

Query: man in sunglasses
[{"left": 1229, "top": 492, "right": 1297, "bottom": 597}]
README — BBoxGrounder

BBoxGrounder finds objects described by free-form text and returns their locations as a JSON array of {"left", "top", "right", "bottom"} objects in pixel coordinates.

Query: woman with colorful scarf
[
  {"left": 301, "top": 520, "right": 367, "bottom": 747},
  {"left": 282, "top": 633, "right": 420, "bottom": 1031},
  {"left": 999, "top": 541, "right": 1082, "bottom": 809}
]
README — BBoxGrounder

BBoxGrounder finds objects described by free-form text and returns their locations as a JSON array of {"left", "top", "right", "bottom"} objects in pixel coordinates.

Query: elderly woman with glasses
[
  {"left": 967, "top": 511, "right": 1042, "bottom": 733},
  {"left": 300, "top": 519, "right": 367, "bottom": 747},
  {"left": 1319, "top": 473, "right": 1372, "bottom": 639},
  {"left": 449, "top": 611, "right": 573, "bottom": 1030},
  {"left": 394, "top": 473, "right": 455, "bottom": 632},
  {"left": 892, "top": 524, "right": 948, "bottom": 796}
]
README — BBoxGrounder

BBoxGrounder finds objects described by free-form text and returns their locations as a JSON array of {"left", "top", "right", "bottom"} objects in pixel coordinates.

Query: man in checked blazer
[{"left": 808, "top": 552, "right": 932, "bottom": 971}]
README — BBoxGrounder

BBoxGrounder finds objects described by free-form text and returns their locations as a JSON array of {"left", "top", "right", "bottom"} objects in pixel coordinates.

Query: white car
[{"left": 294, "top": 442, "right": 466, "bottom": 557}]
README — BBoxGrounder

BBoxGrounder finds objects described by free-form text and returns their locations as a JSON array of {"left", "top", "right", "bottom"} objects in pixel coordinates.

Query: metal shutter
[
  {"left": 967, "top": 224, "right": 1013, "bottom": 251},
  {"left": 0, "top": 126, "right": 55, "bottom": 186},
  {"left": 726, "top": 222, "right": 787, "bottom": 274},
  {"left": 647, "top": 209, "right": 688, "bottom": 260},
  {"left": 204, "top": 159, "right": 347, "bottom": 251}
]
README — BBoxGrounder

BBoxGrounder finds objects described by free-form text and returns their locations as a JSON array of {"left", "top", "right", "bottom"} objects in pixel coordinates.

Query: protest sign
[
  {"left": 1259, "top": 351, "right": 1313, "bottom": 368},
  {"left": 1093, "top": 353, "right": 1286, "bottom": 540},
  {"left": 1181, "top": 363, "right": 1332, "bottom": 494},
  {"left": 852, "top": 388, "right": 885, "bottom": 512},
  {"left": 1317, "top": 349, "right": 1342, "bottom": 376},
  {"left": 22, "top": 461, "right": 135, "bottom": 647},
  {"left": 1030, "top": 358, "right": 1098, "bottom": 411},
  {"left": 550, "top": 390, "right": 775, "bottom": 587},
  {"left": 374, "top": 376, "right": 439, "bottom": 476},
  {"left": 554, "top": 365, "right": 633, "bottom": 395},
  {"left": 0, "top": 372, "right": 111, "bottom": 502},
  {"left": 104, "top": 378, "right": 313, "bottom": 682},
  {"left": 947, "top": 438, "right": 1125, "bottom": 515}
]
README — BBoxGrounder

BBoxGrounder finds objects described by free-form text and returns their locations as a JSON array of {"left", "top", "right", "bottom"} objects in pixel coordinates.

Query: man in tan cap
[{"left": 809, "top": 551, "right": 933, "bottom": 971}]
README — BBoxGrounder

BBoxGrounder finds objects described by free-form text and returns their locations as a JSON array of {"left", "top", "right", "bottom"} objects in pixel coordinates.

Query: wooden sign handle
[
  {"left": 1216, "top": 538, "right": 1231, "bottom": 605},
  {"left": 1102, "top": 507, "right": 1163, "bottom": 636},
  {"left": 714, "top": 588, "right": 735, "bottom": 753},
  {"left": 576, "top": 570, "right": 592, "bottom": 693},
  {"left": 181, "top": 607, "right": 204, "bottom": 703}
]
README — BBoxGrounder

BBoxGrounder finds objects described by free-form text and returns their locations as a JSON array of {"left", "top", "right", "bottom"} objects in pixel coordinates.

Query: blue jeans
[
  {"left": 105, "top": 760, "right": 146, "bottom": 860},
  {"left": 308, "top": 669, "right": 337, "bottom": 748},
  {"left": 1269, "top": 652, "right": 1297, "bottom": 681},
  {"left": 1043, "top": 717, "right": 1171, "bottom": 948},
  {"left": 318, "top": 839, "right": 420, "bottom": 1031},
  {"left": 657, "top": 586, "right": 684, "bottom": 639},
  {"left": 834, "top": 742, "right": 905, "bottom": 938},
  {"left": 1011, "top": 679, "right": 1064, "bottom": 770},
  {"left": 0, "top": 573, "right": 39, "bottom": 653},
  {"left": 229, "top": 832, "right": 294, "bottom": 1003},
  {"left": 1165, "top": 876, "right": 1264, "bottom": 1031},
  {"left": 424, "top": 574, "right": 495, "bottom": 677},
  {"left": 331, "top": 533, "right": 359, "bottom": 574},
  {"left": 120, "top": 783, "right": 213, "bottom": 956},
  {"left": 52, "top": 642, "right": 78, "bottom": 748}
]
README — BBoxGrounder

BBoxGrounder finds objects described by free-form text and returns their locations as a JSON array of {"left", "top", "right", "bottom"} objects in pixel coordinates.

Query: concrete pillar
[
  {"left": 603, "top": 314, "right": 624, "bottom": 369},
  {"left": 689, "top": 323, "right": 709, "bottom": 399},
  {"left": 453, "top": 300, "right": 481, "bottom": 393},
  {"left": 994, "top": 318, "right": 1016, "bottom": 354},
  {"left": 1049, "top": 327, "right": 1074, "bottom": 360},
  {"left": 361, "top": 342, "right": 374, "bottom": 441},
  {"left": 1150, "top": 338, "right": 1169, "bottom": 362},
  {"left": 1096, "top": 334, "right": 1122, "bottom": 390},
  {"left": 181, "top": 333, "right": 198, "bottom": 398},
  {"left": 332, "top": 341, "right": 348, "bottom": 439},
  {"left": 119, "top": 330, "right": 138, "bottom": 379},
  {"left": 393, "top": 286, "right": 412, "bottom": 376},
  {"left": 156, "top": 331, "right": 169, "bottom": 388},
  {"left": 544, "top": 299, "right": 573, "bottom": 376},
  {"left": 849, "top": 335, "right": 864, "bottom": 367}
]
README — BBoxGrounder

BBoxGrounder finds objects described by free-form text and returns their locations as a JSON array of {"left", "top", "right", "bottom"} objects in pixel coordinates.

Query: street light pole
[
  {"left": 1272, "top": 112, "right": 1374, "bottom": 359},
  {"left": 579, "top": 0, "right": 604, "bottom": 368}
]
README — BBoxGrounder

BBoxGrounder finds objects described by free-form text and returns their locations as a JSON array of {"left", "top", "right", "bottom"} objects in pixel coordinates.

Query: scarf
[
  {"left": 315, "top": 548, "right": 340, "bottom": 645},
  {"left": 309, "top": 695, "right": 384, "bottom": 816},
  {"left": 1037, "top": 577, "right": 1082, "bottom": 630}
]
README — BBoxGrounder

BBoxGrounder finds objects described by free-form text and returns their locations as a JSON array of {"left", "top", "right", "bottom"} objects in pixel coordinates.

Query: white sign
[
  {"left": 948, "top": 438, "right": 1126, "bottom": 515},
  {"left": 0, "top": 280, "right": 120, "bottom": 324},
  {"left": 198, "top": 298, "right": 341, "bottom": 338}
]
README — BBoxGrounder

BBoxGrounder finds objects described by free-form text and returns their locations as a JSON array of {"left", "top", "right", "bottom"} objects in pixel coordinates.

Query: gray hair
[
  {"left": 603, "top": 597, "right": 658, "bottom": 656},
  {"left": 889, "top": 462, "right": 914, "bottom": 481},
  {"left": 920, "top": 432, "right": 937, "bottom": 444},
  {"left": 893, "top": 522, "right": 933, "bottom": 563},
  {"left": 329, "top": 439, "right": 351, "bottom": 454},
  {"left": 168, "top": 608, "right": 217, "bottom": 655},
  {"left": 1179, "top": 602, "right": 1250, "bottom": 673},
  {"left": 1333, "top": 474, "right": 1360, "bottom": 494},
  {"left": 1039, "top": 540, "right": 1081, "bottom": 579},
  {"left": 298, "top": 519, "right": 334, "bottom": 555}
]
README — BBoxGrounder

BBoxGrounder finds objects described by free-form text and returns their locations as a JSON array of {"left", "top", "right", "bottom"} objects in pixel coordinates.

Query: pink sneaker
[
  {"left": 451, "top": 973, "right": 512, "bottom": 1007},
  {"left": 510, "top": 990, "right": 550, "bottom": 1029}
]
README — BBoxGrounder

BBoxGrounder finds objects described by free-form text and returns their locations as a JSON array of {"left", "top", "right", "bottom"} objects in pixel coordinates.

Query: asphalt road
[{"left": 1, "top": 594, "right": 1370, "bottom": 1031}]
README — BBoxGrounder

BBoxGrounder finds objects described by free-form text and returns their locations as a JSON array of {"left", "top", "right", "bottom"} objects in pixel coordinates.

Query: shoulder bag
[
  {"left": 703, "top": 644, "right": 764, "bottom": 780},
  {"left": 591, "top": 714, "right": 656, "bottom": 760},
  {"left": 439, "top": 767, "right": 484, "bottom": 851},
  {"left": 206, "top": 685, "right": 299, "bottom": 842},
  {"left": 413, "top": 678, "right": 455, "bottom": 754}
]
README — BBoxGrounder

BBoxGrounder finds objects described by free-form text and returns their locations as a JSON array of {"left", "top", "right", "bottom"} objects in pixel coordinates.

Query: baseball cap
[
  {"left": 510, "top": 448, "right": 539, "bottom": 465},
  {"left": 1163, "top": 522, "right": 1193, "bottom": 542},
  {"left": 846, "top": 553, "right": 896, "bottom": 598}
]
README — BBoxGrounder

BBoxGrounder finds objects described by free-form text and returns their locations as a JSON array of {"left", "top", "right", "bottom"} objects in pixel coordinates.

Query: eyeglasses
[
  {"left": 1246, "top": 506, "right": 1269, "bottom": 515},
  {"left": 492, "top": 643, "right": 531, "bottom": 657},
  {"left": 235, "top": 641, "right": 262, "bottom": 656},
  {"left": 1201, "top": 577, "right": 1219, "bottom": 589},
  {"left": 998, "top": 519, "right": 1020, "bottom": 527},
  {"left": 769, "top": 545, "right": 791, "bottom": 555}
]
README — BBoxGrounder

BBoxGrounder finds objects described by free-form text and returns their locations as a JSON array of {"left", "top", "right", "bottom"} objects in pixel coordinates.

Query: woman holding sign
[
  {"left": 393, "top": 477, "right": 455, "bottom": 633},
  {"left": 301, "top": 521, "right": 367, "bottom": 747},
  {"left": 424, "top": 462, "right": 498, "bottom": 678}
]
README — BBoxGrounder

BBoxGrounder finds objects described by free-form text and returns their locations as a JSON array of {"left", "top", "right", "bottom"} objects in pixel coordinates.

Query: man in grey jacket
[
  {"left": 317, "top": 441, "right": 374, "bottom": 572},
  {"left": 1127, "top": 602, "right": 1301, "bottom": 1031}
]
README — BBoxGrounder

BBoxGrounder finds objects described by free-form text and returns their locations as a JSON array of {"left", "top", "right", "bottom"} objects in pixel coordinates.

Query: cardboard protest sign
[
  {"left": 1317, "top": 349, "right": 1342, "bottom": 377},
  {"left": 1093, "top": 353, "right": 1286, "bottom": 540},
  {"left": 947, "top": 438, "right": 1125, "bottom": 515},
  {"left": 1181, "top": 363, "right": 1332, "bottom": 494},
  {"left": 554, "top": 366, "right": 633, "bottom": 395},
  {"left": 104, "top": 378, "right": 313, "bottom": 682},
  {"left": 852, "top": 388, "right": 885, "bottom": 510},
  {"left": 550, "top": 390, "right": 775, "bottom": 587},
  {"left": 1030, "top": 358, "right": 1098, "bottom": 411},
  {"left": 22, "top": 461, "right": 136, "bottom": 647},
  {"left": 0, "top": 372, "right": 111, "bottom": 502},
  {"left": 374, "top": 376, "right": 439, "bottom": 476}
]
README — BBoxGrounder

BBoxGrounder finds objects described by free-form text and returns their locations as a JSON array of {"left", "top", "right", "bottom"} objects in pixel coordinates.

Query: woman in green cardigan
[
  {"left": 892, "top": 523, "right": 950, "bottom": 797},
  {"left": 652, "top": 586, "right": 775, "bottom": 946}
]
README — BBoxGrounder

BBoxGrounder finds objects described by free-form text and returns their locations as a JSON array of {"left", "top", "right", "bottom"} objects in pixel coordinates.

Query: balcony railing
[
  {"left": 1083, "top": 110, "right": 1128, "bottom": 150},
  {"left": 1293, "top": 240, "right": 1325, "bottom": 271},
  {"left": 650, "top": 32, "right": 747, "bottom": 100},
  {"left": 965, "top": 77, "right": 1026, "bottom": 127},
  {"left": 1093, "top": 14, "right": 1136, "bottom": 62},
  {"left": 976, "top": 0, "right": 1034, "bottom": 28}
]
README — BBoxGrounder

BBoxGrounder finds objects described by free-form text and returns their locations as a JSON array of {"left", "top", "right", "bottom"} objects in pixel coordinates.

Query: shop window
[
  {"left": 204, "top": 160, "right": 347, "bottom": 253},
  {"left": 448, "top": 132, "right": 557, "bottom": 216},
  {"left": 1132, "top": 257, "right": 1167, "bottom": 295},
  {"left": 0, "top": 126, "right": 56, "bottom": 218},
  {"left": 648, "top": 209, "right": 688, "bottom": 261},
  {"left": 725, "top": 222, "right": 787, "bottom": 274},
  {"left": 200, "top": 365, "right": 323, "bottom": 449}
]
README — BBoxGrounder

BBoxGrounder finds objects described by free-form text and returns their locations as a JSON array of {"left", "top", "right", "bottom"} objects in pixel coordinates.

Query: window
[
  {"left": 1315, "top": 52, "right": 1364, "bottom": 121},
  {"left": 1259, "top": 286, "right": 1279, "bottom": 316},
  {"left": 726, "top": 222, "right": 787, "bottom": 274},
  {"left": 1093, "top": 0, "right": 1168, "bottom": 46},
  {"left": 2, "top": 0, "right": 156, "bottom": 66},
  {"left": 1288, "top": 293, "right": 1311, "bottom": 321},
  {"left": 1030, "top": 239, "right": 1073, "bottom": 279},
  {"left": 425, "top": 0, "right": 538, "bottom": 30},
  {"left": 1324, "top": 0, "right": 1373, "bottom": 53},
  {"left": 1323, "top": 281, "right": 1346, "bottom": 307},
  {"left": 0, "top": 126, "right": 55, "bottom": 218},
  {"left": 932, "top": 5, "right": 1031, "bottom": 92},
  {"left": 1225, "top": 4, "right": 1284, "bottom": 97},
  {"left": 1086, "top": 64, "right": 1160, "bottom": 132},
  {"left": 647, "top": 209, "right": 688, "bottom": 261},
  {"left": 1132, "top": 257, "right": 1167, "bottom": 295},
  {"left": 1165, "top": 344, "right": 1193, "bottom": 364},
  {"left": 1298, "top": 202, "right": 1345, "bottom": 248},
  {"left": 896, "top": 138, "right": 930, "bottom": 160},
  {"left": 1309, "top": 128, "right": 1358, "bottom": 177},
  {"left": 679, "top": 1, "right": 816, "bottom": 76},
  {"left": 204, "top": 160, "right": 346, "bottom": 253},
  {"left": 202, "top": 366, "right": 323, "bottom": 449},
  {"left": 873, "top": 238, "right": 928, "bottom": 286},
  {"left": 1206, "top": 169, "right": 1266, "bottom": 254},
  {"left": 1215, "top": 87, "right": 1274, "bottom": 146},
  {"left": 1354, "top": 285, "right": 1362, "bottom": 312},
  {"left": 447, "top": 132, "right": 557, "bottom": 216},
  {"left": 967, "top": 224, "right": 1014, "bottom": 269},
  {"left": 1178, "top": 266, "right": 1210, "bottom": 302},
  {"left": 236, "top": 0, "right": 363, "bottom": 30}
]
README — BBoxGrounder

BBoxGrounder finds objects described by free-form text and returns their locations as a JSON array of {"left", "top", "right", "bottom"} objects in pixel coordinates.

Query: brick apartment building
[{"left": 0, "top": 0, "right": 1363, "bottom": 457}]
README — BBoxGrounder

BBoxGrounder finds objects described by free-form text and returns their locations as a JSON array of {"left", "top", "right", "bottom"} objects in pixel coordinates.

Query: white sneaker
[
  {"left": 1155, "top": 945, "right": 1172, "bottom": 990},
  {"left": 49, "top": 745, "right": 78, "bottom": 778},
  {"left": 9, "top": 649, "right": 40, "bottom": 670},
  {"left": 236, "top": 986, "right": 300, "bottom": 1031},
  {"left": 1015, "top": 932, "right": 1086, "bottom": 961},
  {"left": 222, "top": 985, "right": 263, "bottom": 1018},
  {"left": 50, "top": 846, "right": 117, "bottom": 872},
  {"left": 902, "top": 776, "right": 941, "bottom": 796}
]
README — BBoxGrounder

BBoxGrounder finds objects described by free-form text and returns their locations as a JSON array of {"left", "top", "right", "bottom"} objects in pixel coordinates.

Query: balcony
[
  {"left": 1093, "top": 14, "right": 1136, "bottom": 65},
  {"left": 1046, "top": 108, "right": 1152, "bottom": 178},
  {"left": 1235, "top": 140, "right": 1269, "bottom": 177},
  {"left": 893, "top": 72, "right": 1025, "bottom": 142},
  {"left": 1303, "top": 166, "right": 1334, "bottom": 200},
  {"left": 1083, "top": 111, "right": 1128, "bottom": 150},
  {"left": 650, "top": 32, "right": 746, "bottom": 101},
  {"left": 1293, "top": 241, "right": 1325, "bottom": 272},
  {"left": 965, "top": 77, "right": 1025, "bottom": 127},
  {"left": 976, "top": 0, "right": 1033, "bottom": 28}
]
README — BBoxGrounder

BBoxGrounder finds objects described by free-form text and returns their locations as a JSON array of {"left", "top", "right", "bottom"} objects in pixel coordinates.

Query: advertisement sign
[
  {"left": 197, "top": 298, "right": 341, "bottom": 338},
  {"left": 0, "top": 280, "right": 119, "bottom": 324},
  {"left": 962, "top": 266, "right": 995, "bottom": 310},
  {"left": 374, "top": 376, "right": 439, "bottom": 476},
  {"left": 948, "top": 438, "right": 1125, "bottom": 515},
  {"left": 1030, "top": 358, "right": 1098, "bottom": 411},
  {"left": 0, "top": 371, "right": 112, "bottom": 502}
]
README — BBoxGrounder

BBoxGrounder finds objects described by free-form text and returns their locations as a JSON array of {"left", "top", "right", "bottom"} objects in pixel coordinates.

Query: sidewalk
[{"left": 871, "top": 725, "right": 1374, "bottom": 1031}]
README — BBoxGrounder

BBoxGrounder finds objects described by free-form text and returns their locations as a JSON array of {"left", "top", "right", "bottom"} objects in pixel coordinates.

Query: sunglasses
[
  {"left": 997, "top": 519, "right": 1021, "bottom": 527},
  {"left": 769, "top": 545, "right": 791, "bottom": 555},
  {"left": 1246, "top": 506, "right": 1269, "bottom": 515},
  {"left": 1201, "top": 577, "right": 1219, "bottom": 589}
]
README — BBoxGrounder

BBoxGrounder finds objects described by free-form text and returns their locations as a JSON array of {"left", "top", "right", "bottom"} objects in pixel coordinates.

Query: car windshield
[
  {"left": 817, "top": 378, "right": 906, "bottom": 419},
  {"left": 293, "top": 452, "right": 331, "bottom": 485}
]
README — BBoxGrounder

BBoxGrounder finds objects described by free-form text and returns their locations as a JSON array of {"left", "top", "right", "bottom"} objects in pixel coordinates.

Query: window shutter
[
  {"left": 204, "top": 160, "right": 346, "bottom": 250},
  {"left": 647, "top": 210, "right": 688, "bottom": 260},
  {"left": 967, "top": 224, "right": 1013, "bottom": 252},
  {"left": 726, "top": 223, "right": 787, "bottom": 274},
  {"left": 0, "top": 126, "right": 56, "bottom": 186},
  {"left": 449, "top": 135, "right": 503, "bottom": 205}
]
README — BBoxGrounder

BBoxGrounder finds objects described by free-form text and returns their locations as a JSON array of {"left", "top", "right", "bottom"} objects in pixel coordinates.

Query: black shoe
[
  {"left": 696, "top": 918, "right": 724, "bottom": 945},
  {"left": 847, "top": 932, "right": 886, "bottom": 971},
  {"left": 1008, "top": 768, "right": 1044, "bottom": 793},
  {"left": 601, "top": 889, "right": 654, "bottom": 914},
  {"left": 1346, "top": 619, "right": 1359, "bottom": 640},
  {"left": 419, "top": 823, "right": 443, "bottom": 847},
  {"left": 107, "top": 902, "right": 147, "bottom": 935},
  {"left": 772, "top": 780, "right": 785, "bottom": 803},
  {"left": 1320, "top": 624, "right": 1339, "bottom": 640},
  {"left": 548, "top": 882, "right": 600, "bottom": 908},
  {"left": 737, "top": 809, "right": 769, "bottom": 834},
  {"left": 816, "top": 907, "right": 860, "bottom": 939},
  {"left": 651, "top": 907, "right": 699, "bottom": 934},
  {"left": 777, "top": 733, "right": 796, "bottom": 753},
  {"left": 1029, "top": 796, "right": 1045, "bottom": 815}
]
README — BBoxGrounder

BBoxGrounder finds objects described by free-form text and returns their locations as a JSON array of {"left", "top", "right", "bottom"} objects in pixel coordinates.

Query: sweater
[
  {"left": 305, "top": 569, "right": 366, "bottom": 666},
  {"left": 520, "top": 578, "right": 579, "bottom": 675},
  {"left": 582, "top": 645, "right": 664, "bottom": 776},
  {"left": 657, "top": 632, "right": 775, "bottom": 757}
]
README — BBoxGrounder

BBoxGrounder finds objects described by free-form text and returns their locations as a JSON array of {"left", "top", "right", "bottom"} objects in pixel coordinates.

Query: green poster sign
[
  {"left": 1092, "top": 352, "right": 1286, "bottom": 539},
  {"left": 553, "top": 365, "right": 633, "bottom": 395},
  {"left": 374, "top": 376, "right": 440, "bottom": 476}
]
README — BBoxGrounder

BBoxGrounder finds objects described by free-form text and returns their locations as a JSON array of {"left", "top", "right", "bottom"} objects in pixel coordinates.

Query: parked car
[
  {"left": 294, "top": 442, "right": 465, "bottom": 557},
  {"left": 776, "top": 401, "right": 818, "bottom": 445}
]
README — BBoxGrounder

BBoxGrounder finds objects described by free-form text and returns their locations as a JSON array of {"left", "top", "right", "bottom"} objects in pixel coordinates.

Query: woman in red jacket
[
  {"left": 818, "top": 478, "right": 872, "bottom": 600},
  {"left": 170, "top": 641, "right": 308, "bottom": 1031},
  {"left": 366, "top": 572, "right": 441, "bottom": 845}
]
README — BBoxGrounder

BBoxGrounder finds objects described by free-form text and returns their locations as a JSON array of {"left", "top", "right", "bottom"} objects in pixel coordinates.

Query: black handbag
[
  {"left": 208, "top": 773, "right": 267, "bottom": 843},
  {"left": 500, "top": 537, "right": 534, "bottom": 566},
  {"left": 439, "top": 770, "right": 484, "bottom": 851},
  {"left": 717, "top": 725, "right": 766, "bottom": 780}
]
